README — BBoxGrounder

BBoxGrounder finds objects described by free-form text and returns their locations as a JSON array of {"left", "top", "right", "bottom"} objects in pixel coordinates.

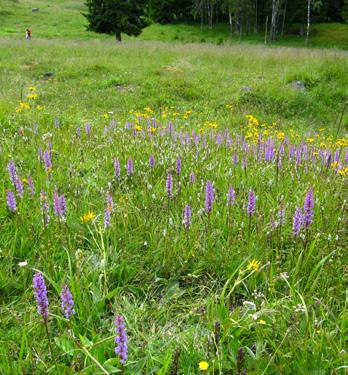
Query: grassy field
[{"left": 0, "top": 1, "right": 348, "bottom": 374}]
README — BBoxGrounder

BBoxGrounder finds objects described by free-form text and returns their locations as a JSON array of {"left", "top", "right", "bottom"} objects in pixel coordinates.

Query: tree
[{"left": 84, "top": 0, "right": 147, "bottom": 42}]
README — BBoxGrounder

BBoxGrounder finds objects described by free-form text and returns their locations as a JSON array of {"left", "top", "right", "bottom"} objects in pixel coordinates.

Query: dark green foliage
[{"left": 84, "top": 0, "right": 148, "bottom": 41}]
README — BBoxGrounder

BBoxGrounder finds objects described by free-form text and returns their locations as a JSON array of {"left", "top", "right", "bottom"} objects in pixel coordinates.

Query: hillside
[{"left": 1, "top": 0, "right": 348, "bottom": 48}]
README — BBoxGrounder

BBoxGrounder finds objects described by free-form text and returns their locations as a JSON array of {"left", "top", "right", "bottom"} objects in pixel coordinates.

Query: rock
[
  {"left": 42, "top": 72, "right": 54, "bottom": 79},
  {"left": 240, "top": 86, "right": 254, "bottom": 93},
  {"left": 291, "top": 81, "right": 306, "bottom": 90},
  {"left": 32, "top": 8, "right": 39, "bottom": 12}
]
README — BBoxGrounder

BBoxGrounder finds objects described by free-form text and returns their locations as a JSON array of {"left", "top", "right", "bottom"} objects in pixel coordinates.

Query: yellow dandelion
[
  {"left": 199, "top": 361, "right": 209, "bottom": 371},
  {"left": 80, "top": 212, "right": 96, "bottom": 223},
  {"left": 247, "top": 259, "right": 260, "bottom": 272}
]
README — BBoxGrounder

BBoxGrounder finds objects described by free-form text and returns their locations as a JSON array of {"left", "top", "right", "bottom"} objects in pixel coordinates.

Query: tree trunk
[
  {"left": 305, "top": 0, "right": 311, "bottom": 46},
  {"left": 115, "top": 31, "right": 121, "bottom": 42},
  {"left": 200, "top": 0, "right": 204, "bottom": 32},
  {"left": 264, "top": 15, "right": 269, "bottom": 44},
  {"left": 229, "top": 7, "right": 233, "bottom": 37},
  {"left": 281, "top": 0, "right": 287, "bottom": 36},
  {"left": 254, "top": 0, "right": 258, "bottom": 33},
  {"left": 270, "top": 0, "right": 281, "bottom": 40},
  {"left": 208, "top": 2, "right": 213, "bottom": 29}
]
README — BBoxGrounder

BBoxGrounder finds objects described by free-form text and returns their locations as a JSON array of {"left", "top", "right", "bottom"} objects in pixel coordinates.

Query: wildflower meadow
[{"left": 0, "top": 12, "right": 347, "bottom": 374}]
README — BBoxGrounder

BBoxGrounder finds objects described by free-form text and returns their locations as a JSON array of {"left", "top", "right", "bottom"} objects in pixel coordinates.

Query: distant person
[{"left": 25, "top": 28, "right": 32, "bottom": 40}]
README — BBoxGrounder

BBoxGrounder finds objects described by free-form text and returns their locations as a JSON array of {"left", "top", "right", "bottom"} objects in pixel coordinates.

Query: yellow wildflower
[
  {"left": 80, "top": 212, "right": 96, "bottom": 223},
  {"left": 15, "top": 108, "right": 22, "bottom": 113},
  {"left": 27, "top": 93, "right": 38, "bottom": 100},
  {"left": 103, "top": 113, "right": 109, "bottom": 119},
  {"left": 258, "top": 319, "right": 266, "bottom": 325},
  {"left": 199, "top": 361, "right": 209, "bottom": 371},
  {"left": 247, "top": 259, "right": 260, "bottom": 272},
  {"left": 277, "top": 132, "right": 285, "bottom": 141},
  {"left": 331, "top": 161, "right": 340, "bottom": 169},
  {"left": 144, "top": 106, "right": 153, "bottom": 113},
  {"left": 36, "top": 105, "right": 44, "bottom": 111},
  {"left": 135, "top": 125, "right": 143, "bottom": 131},
  {"left": 336, "top": 139, "right": 348, "bottom": 147},
  {"left": 337, "top": 167, "right": 348, "bottom": 176},
  {"left": 306, "top": 138, "right": 314, "bottom": 143},
  {"left": 19, "top": 102, "right": 30, "bottom": 109},
  {"left": 29, "top": 86, "right": 36, "bottom": 91}
]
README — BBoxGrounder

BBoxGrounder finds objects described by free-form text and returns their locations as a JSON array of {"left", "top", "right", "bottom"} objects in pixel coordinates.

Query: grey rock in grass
[
  {"left": 291, "top": 81, "right": 306, "bottom": 91},
  {"left": 42, "top": 72, "right": 54, "bottom": 79},
  {"left": 32, "top": 8, "right": 40, "bottom": 12},
  {"left": 240, "top": 86, "right": 254, "bottom": 93}
]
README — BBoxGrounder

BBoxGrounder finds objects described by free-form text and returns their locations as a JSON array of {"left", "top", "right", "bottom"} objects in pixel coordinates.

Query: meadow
[{"left": 0, "top": 1, "right": 348, "bottom": 374}]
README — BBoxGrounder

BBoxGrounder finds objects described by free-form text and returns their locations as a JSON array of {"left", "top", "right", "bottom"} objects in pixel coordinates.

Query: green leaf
[
  {"left": 54, "top": 336, "right": 76, "bottom": 356},
  {"left": 103, "top": 358, "right": 122, "bottom": 373}
]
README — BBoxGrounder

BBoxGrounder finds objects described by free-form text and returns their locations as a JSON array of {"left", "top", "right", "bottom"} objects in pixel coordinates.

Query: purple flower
[
  {"left": 60, "top": 284, "right": 75, "bottom": 319},
  {"left": 107, "top": 192, "right": 114, "bottom": 213},
  {"left": 233, "top": 153, "right": 238, "bottom": 166},
  {"left": 113, "top": 158, "right": 121, "bottom": 179},
  {"left": 6, "top": 190, "right": 17, "bottom": 212},
  {"left": 104, "top": 194, "right": 113, "bottom": 228},
  {"left": 43, "top": 151, "right": 52, "bottom": 172},
  {"left": 278, "top": 207, "right": 285, "bottom": 226},
  {"left": 303, "top": 188, "right": 314, "bottom": 229},
  {"left": 189, "top": 171, "right": 196, "bottom": 184},
  {"left": 54, "top": 118, "right": 60, "bottom": 128},
  {"left": 176, "top": 158, "right": 182, "bottom": 176},
  {"left": 28, "top": 175, "right": 35, "bottom": 195},
  {"left": 33, "top": 272, "right": 49, "bottom": 322},
  {"left": 15, "top": 177, "right": 24, "bottom": 198},
  {"left": 8, "top": 160, "right": 17, "bottom": 184},
  {"left": 104, "top": 206, "right": 111, "bottom": 228},
  {"left": 85, "top": 123, "right": 91, "bottom": 137},
  {"left": 183, "top": 204, "right": 192, "bottom": 229},
  {"left": 205, "top": 180, "right": 214, "bottom": 214},
  {"left": 227, "top": 186, "right": 235, "bottom": 207},
  {"left": 247, "top": 189, "right": 256, "bottom": 216},
  {"left": 114, "top": 315, "right": 128, "bottom": 365},
  {"left": 40, "top": 190, "right": 50, "bottom": 227},
  {"left": 76, "top": 127, "right": 81, "bottom": 138},
  {"left": 53, "top": 192, "right": 66, "bottom": 220},
  {"left": 149, "top": 155, "right": 155, "bottom": 168},
  {"left": 292, "top": 207, "right": 303, "bottom": 237},
  {"left": 126, "top": 157, "right": 133, "bottom": 176},
  {"left": 166, "top": 173, "right": 173, "bottom": 199}
]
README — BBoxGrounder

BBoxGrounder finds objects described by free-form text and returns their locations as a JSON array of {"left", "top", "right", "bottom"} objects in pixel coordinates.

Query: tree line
[{"left": 85, "top": 0, "right": 348, "bottom": 42}]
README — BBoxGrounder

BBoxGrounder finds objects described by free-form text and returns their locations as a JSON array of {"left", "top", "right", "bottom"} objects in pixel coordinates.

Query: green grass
[{"left": 0, "top": 1, "right": 348, "bottom": 374}]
